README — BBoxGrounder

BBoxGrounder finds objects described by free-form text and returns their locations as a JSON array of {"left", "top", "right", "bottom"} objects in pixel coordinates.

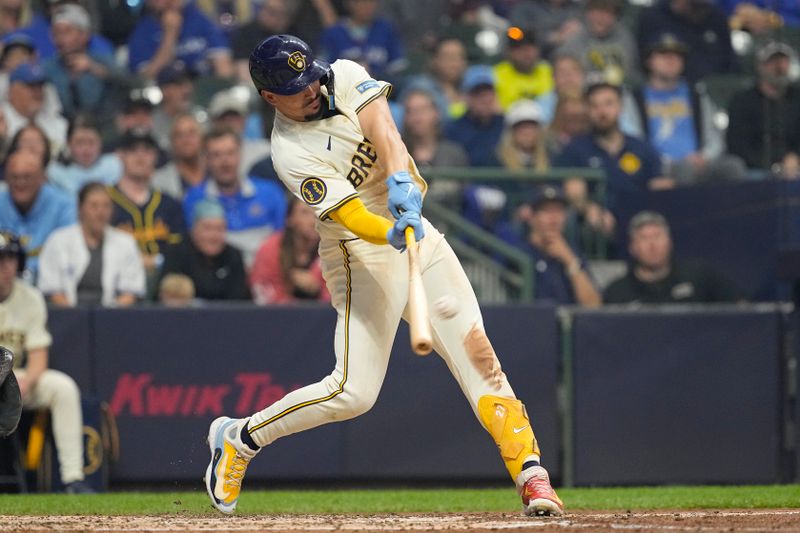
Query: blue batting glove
[
  {"left": 386, "top": 170, "right": 423, "bottom": 219},
  {"left": 386, "top": 211, "right": 425, "bottom": 251}
]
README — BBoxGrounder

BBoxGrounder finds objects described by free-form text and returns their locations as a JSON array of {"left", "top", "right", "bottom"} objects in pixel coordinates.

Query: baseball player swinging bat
[
  {"left": 405, "top": 227, "right": 433, "bottom": 355},
  {"left": 202, "top": 34, "right": 564, "bottom": 519}
]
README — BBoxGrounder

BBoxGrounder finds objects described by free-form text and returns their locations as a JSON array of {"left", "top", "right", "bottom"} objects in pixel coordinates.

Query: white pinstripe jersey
[{"left": 270, "top": 59, "right": 427, "bottom": 242}]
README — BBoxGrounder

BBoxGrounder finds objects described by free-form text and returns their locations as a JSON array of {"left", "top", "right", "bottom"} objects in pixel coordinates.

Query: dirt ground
[{"left": 2, "top": 510, "right": 800, "bottom": 533}]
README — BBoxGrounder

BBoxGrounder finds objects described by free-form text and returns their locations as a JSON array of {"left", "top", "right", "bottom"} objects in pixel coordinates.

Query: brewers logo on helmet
[{"left": 249, "top": 35, "right": 330, "bottom": 95}]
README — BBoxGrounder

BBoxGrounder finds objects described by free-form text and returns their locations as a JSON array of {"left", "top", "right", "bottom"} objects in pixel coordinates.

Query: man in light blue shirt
[
  {"left": 0, "top": 151, "right": 76, "bottom": 281},
  {"left": 626, "top": 33, "right": 745, "bottom": 183},
  {"left": 183, "top": 128, "right": 286, "bottom": 268}
]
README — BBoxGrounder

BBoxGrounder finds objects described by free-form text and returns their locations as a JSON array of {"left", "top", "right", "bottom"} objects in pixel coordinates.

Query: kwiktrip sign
[{"left": 109, "top": 373, "right": 303, "bottom": 417}]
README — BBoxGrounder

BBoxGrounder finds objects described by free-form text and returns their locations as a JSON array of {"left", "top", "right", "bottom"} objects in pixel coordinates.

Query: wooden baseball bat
[{"left": 405, "top": 227, "right": 433, "bottom": 356}]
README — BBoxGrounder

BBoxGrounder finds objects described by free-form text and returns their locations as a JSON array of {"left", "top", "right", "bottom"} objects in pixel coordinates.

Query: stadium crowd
[{"left": 0, "top": 0, "right": 797, "bottom": 311}]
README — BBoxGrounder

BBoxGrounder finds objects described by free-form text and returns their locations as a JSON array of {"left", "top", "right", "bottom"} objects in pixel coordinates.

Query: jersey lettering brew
[{"left": 270, "top": 60, "right": 427, "bottom": 241}]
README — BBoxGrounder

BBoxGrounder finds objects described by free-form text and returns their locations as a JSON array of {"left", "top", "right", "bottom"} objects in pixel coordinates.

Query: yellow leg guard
[{"left": 478, "top": 395, "right": 541, "bottom": 480}]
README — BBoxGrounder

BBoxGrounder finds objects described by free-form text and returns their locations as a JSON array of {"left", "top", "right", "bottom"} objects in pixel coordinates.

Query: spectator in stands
[
  {"left": 231, "top": 0, "right": 291, "bottom": 83},
  {"left": 250, "top": 197, "right": 329, "bottom": 305},
  {"left": 16, "top": 0, "right": 114, "bottom": 61},
  {"left": 319, "top": 0, "right": 406, "bottom": 79},
  {"left": 0, "top": 230, "right": 93, "bottom": 493},
  {"left": 402, "top": 88, "right": 469, "bottom": 169},
  {"left": 42, "top": 4, "right": 126, "bottom": 123},
  {"left": 158, "top": 272, "right": 195, "bottom": 306},
  {"left": 379, "top": 0, "right": 449, "bottom": 55},
  {"left": 48, "top": 115, "right": 122, "bottom": 196},
  {"left": 555, "top": 83, "right": 671, "bottom": 231},
  {"left": 445, "top": 65, "right": 504, "bottom": 167},
  {"left": 627, "top": 34, "right": 746, "bottom": 184},
  {"left": 499, "top": 99, "right": 549, "bottom": 171},
  {"left": 183, "top": 128, "right": 286, "bottom": 267},
  {"left": 160, "top": 199, "right": 250, "bottom": 301},
  {"left": 6, "top": 123, "right": 51, "bottom": 170},
  {"left": 401, "top": 88, "right": 467, "bottom": 206},
  {"left": 2, "top": 62, "right": 67, "bottom": 152},
  {"left": 0, "top": 0, "right": 33, "bottom": 38},
  {"left": 128, "top": 0, "right": 233, "bottom": 80},
  {"left": 441, "top": 0, "right": 506, "bottom": 64},
  {"left": 727, "top": 41, "right": 800, "bottom": 178},
  {"left": 536, "top": 53, "right": 584, "bottom": 125},
  {"left": 558, "top": 0, "right": 639, "bottom": 86},
  {"left": 403, "top": 37, "right": 468, "bottom": 121},
  {"left": 0, "top": 151, "right": 74, "bottom": 280},
  {"left": 151, "top": 63, "right": 195, "bottom": 150},
  {"left": 544, "top": 93, "right": 589, "bottom": 157},
  {"left": 636, "top": 0, "right": 736, "bottom": 83},
  {"left": 108, "top": 128, "right": 185, "bottom": 277},
  {"left": 105, "top": 94, "right": 170, "bottom": 167},
  {"left": 0, "top": 33, "right": 62, "bottom": 119},
  {"left": 494, "top": 26, "right": 553, "bottom": 110},
  {"left": 208, "top": 88, "right": 271, "bottom": 178},
  {"left": 153, "top": 113, "right": 205, "bottom": 199},
  {"left": 508, "top": 0, "right": 584, "bottom": 58},
  {"left": 604, "top": 210, "right": 744, "bottom": 303},
  {"left": 523, "top": 185, "right": 601, "bottom": 306},
  {"left": 283, "top": 0, "right": 339, "bottom": 49},
  {"left": 38, "top": 182, "right": 145, "bottom": 307}
]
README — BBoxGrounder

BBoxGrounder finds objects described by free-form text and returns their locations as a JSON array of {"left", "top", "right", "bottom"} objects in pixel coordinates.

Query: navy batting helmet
[
  {"left": 0, "top": 231, "right": 25, "bottom": 274},
  {"left": 249, "top": 35, "right": 331, "bottom": 95}
]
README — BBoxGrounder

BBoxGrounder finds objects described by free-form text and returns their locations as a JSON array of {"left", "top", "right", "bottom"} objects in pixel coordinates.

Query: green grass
[{"left": 1, "top": 485, "right": 799, "bottom": 515}]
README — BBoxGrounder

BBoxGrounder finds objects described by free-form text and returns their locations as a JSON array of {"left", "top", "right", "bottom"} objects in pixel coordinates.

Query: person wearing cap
[
  {"left": 0, "top": 150, "right": 75, "bottom": 281},
  {"left": 127, "top": 0, "right": 233, "bottom": 80},
  {"left": 626, "top": 33, "right": 745, "bottom": 184},
  {"left": 499, "top": 99, "right": 549, "bottom": 170},
  {"left": 208, "top": 88, "right": 271, "bottom": 178},
  {"left": 159, "top": 198, "right": 250, "bottom": 301},
  {"left": 108, "top": 128, "right": 186, "bottom": 283},
  {"left": 522, "top": 185, "right": 601, "bottom": 306},
  {"left": 0, "top": 33, "right": 63, "bottom": 120},
  {"left": 1, "top": 62, "right": 67, "bottom": 150},
  {"left": 42, "top": 3, "right": 126, "bottom": 123},
  {"left": 604, "top": 210, "right": 743, "bottom": 303},
  {"left": 554, "top": 82, "right": 671, "bottom": 231},
  {"left": 105, "top": 93, "right": 170, "bottom": 167},
  {"left": 727, "top": 41, "right": 800, "bottom": 177},
  {"left": 15, "top": 0, "right": 114, "bottom": 62},
  {"left": 0, "top": 229, "right": 94, "bottom": 494},
  {"left": 152, "top": 113, "right": 206, "bottom": 199},
  {"left": 558, "top": 0, "right": 639, "bottom": 86},
  {"left": 318, "top": 0, "right": 407, "bottom": 80},
  {"left": 37, "top": 181, "right": 144, "bottom": 307},
  {"left": 636, "top": 0, "right": 736, "bottom": 83},
  {"left": 151, "top": 63, "right": 196, "bottom": 149},
  {"left": 493, "top": 26, "right": 553, "bottom": 111},
  {"left": 183, "top": 127, "right": 286, "bottom": 268},
  {"left": 445, "top": 65, "right": 505, "bottom": 167}
]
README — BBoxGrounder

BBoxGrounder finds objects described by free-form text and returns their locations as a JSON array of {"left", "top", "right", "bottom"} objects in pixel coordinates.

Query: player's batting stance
[{"left": 204, "top": 34, "right": 564, "bottom": 517}]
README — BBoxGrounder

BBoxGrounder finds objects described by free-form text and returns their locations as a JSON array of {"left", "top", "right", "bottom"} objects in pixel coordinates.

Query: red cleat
[{"left": 518, "top": 466, "right": 564, "bottom": 516}]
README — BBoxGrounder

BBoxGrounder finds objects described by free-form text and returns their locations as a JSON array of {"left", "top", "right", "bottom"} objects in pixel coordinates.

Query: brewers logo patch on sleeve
[{"left": 301, "top": 177, "right": 327, "bottom": 205}]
